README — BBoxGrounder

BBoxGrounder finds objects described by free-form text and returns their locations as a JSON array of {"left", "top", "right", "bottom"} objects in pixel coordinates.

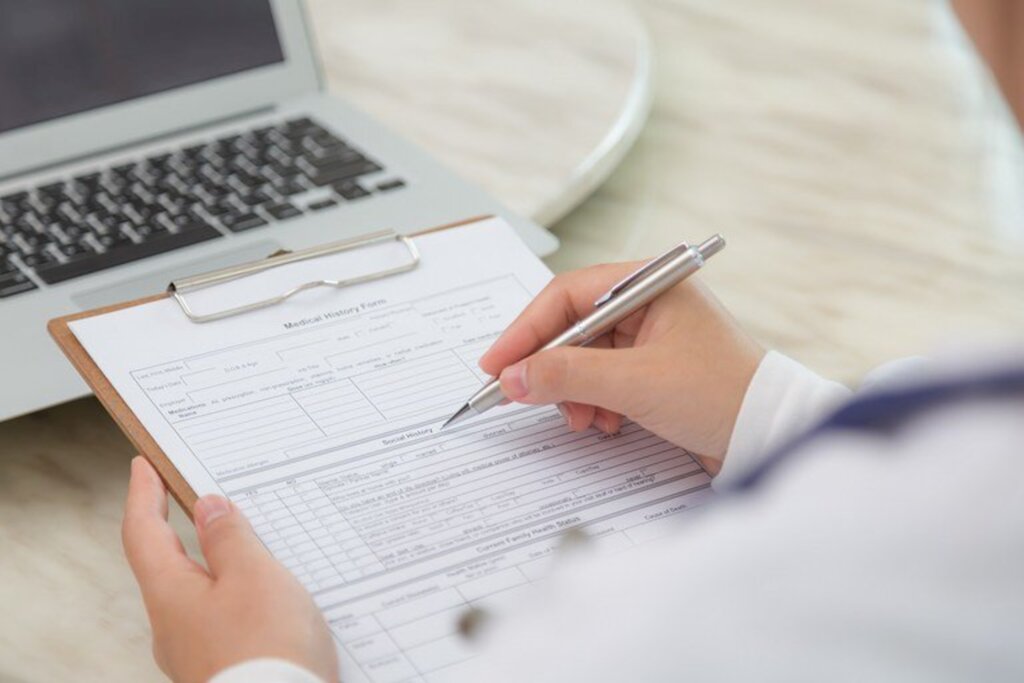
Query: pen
[{"left": 440, "top": 234, "right": 726, "bottom": 430}]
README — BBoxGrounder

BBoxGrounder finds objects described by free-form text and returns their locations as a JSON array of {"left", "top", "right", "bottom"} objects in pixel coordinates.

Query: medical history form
[{"left": 62, "top": 217, "right": 714, "bottom": 683}]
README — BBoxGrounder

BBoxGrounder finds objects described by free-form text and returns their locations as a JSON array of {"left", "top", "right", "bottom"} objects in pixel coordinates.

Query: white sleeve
[
  {"left": 209, "top": 659, "right": 324, "bottom": 683},
  {"left": 714, "top": 350, "right": 851, "bottom": 489}
]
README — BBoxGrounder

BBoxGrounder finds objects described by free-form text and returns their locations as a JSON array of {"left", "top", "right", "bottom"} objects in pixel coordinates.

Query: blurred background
[
  {"left": 3, "top": 1, "right": 1024, "bottom": 680},
  {"left": 307, "top": 0, "right": 1024, "bottom": 379}
]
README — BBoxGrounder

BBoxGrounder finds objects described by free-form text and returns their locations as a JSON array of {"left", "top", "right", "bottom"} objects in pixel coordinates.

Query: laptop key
[
  {"left": 274, "top": 180, "right": 306, "bottom": 196},
  {"left": 308, "top": 199, "right": 338, "bottom": 211},
  {"left": 0, "top": 271, "right": 37, "bottom": 298},
  {"left": 200, "top": 202, "right": 232, "bottom": 218},
  {"left": 306, "top": 148, "right": 364, "bottom": 167},
  {"left": 239, "top": 171, "right": 263, "bottom": 187},
  {"left": 309, "top": 160, "right": 382, "bottom": 187},
  {"left": 335, "top": 183, "right": 372, "bottom": 200},
  {"left": 284, "top": 117, "right": 316, "bottom": 134},
  {"left": 376, "top": 179, "right": 406, "bottom": 192},
  {"left": 221, "top": 213, "right": 268, "bottom": 232},
  {"left": 309, "top": 144, "right": 359, "bottom": 162},
  {"left": 303, "top": 147, "right": 365, "bottom": 166},
  {"left": 265, "top": 203, "right": 302, "bottom": 220},
  {"left": 244, "top": 189, "right": 276, "bottom": 206},
  {"left": 269, "top": 161, "right": 302, "bottom": 178}
]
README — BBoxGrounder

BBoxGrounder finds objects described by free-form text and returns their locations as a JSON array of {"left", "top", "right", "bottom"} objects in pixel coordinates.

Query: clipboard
[{"left": 48, "top": 215, "right": 491, "bottom": 516}]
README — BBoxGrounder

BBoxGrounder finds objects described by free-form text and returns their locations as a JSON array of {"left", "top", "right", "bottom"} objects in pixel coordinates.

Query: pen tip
[{"left": 440, "top": 404, "right": 472, "bottom": 431}]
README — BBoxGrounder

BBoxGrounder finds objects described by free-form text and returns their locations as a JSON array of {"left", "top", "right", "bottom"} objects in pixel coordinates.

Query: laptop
[{"left": 0, "top": 0, "right": 558, "bottom": 421}]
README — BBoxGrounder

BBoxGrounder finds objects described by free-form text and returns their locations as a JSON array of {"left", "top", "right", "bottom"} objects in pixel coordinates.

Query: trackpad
[{"left": 71, "top": 241, "right": 282, "bottom": 310}]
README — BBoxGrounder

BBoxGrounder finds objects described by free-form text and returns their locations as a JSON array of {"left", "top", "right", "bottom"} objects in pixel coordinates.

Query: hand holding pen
[{"left": 448, "top": 236, "right": 765, "bottom": 471}]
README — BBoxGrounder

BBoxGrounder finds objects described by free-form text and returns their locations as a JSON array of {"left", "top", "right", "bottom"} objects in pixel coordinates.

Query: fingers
[
  {"left": 558, "top": 401, "right": 595, "bottom": 432},
  {"left": 194, "top": 495, "right": 272, "bottom": 579},
  {"left": 558, "top": 402, "right": 622, "bottom": 434},
  {"left": 479, "top": 262, "right": 643, "bottom": 376},
  {"left": 593, "top": 408, "right": 623, "bottom": 434},
  {"left": 499, "top": 346, "right": 648, "bottom": 417},
  {"left": 123, "top": 457, "right": 202, "bottom": 600}
]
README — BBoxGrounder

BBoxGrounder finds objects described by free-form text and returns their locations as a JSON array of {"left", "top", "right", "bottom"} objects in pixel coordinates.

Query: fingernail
[
  {"left": 557, "top": 403, "right": 572, "bottom": 428},
  {"left": 130, "top": 455, "right": 150, "bottom": 480},
  {"left": 593, "top": 414, "right": 609, "bottom": 433},
  {"left": 500, "top": 362, "right": 529, "bottom": 400},
  {"left": 195, "top": 495, "right": 231, "bottom": 530}
]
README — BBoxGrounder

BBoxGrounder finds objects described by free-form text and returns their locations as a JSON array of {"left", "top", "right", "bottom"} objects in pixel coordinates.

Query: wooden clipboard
[{"left": 47, "top": 215, "right": 490, "bottom": 517}]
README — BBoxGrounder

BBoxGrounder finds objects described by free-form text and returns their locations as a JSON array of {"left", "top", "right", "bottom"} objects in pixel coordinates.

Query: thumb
[
  {"left": 194, "top": 495, "right": 269, "bottom": 579},
  {"left": 499, "top": 346, "right": 646, "bottom": 416}
]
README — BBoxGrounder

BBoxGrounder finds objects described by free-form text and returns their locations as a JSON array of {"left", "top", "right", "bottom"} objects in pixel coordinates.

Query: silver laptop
[{"left": 0, "top": 0, "right": 558, "bottom": 421}]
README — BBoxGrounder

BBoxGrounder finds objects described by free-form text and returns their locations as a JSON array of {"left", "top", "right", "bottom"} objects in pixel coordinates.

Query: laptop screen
[{"left": 0, "top": 0, "right": 284, "bottom": 135}]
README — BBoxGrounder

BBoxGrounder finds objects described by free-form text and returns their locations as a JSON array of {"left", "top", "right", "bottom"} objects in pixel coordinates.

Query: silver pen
[{"left": 440, "top": 234, "right": 726, "bottom": 430}]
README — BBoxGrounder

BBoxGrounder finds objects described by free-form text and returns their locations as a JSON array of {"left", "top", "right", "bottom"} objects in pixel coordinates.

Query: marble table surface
[
  {"left": 307, "top": 0, "right": 653, "bottom": 226},
  {"left": 4, "top": 1, "right": 1024, "bottom": 681}
]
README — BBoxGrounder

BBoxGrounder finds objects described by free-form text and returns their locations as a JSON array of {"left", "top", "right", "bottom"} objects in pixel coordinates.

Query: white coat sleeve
[
  {"left": 714, "top": 350, "right": 851, "bottom": 489},
  {"left": 209, "top": 659, "right": 325, "bottom": 683}
]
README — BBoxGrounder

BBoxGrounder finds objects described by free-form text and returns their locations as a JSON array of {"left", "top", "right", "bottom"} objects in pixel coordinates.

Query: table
[
  {"left": 307, "top": 0, "right": 653, "bottom": 226},
  {"left": 4, "top": 1, "right": 1024, "bottom": 681},
  {"left": 547, "top": 0, "right": 1024, "bottom": 381}
]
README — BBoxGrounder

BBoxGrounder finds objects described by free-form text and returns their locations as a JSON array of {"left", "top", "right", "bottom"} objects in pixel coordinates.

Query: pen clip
[{"left": 593, "top": 239, "right": 691, "bottom": 307}]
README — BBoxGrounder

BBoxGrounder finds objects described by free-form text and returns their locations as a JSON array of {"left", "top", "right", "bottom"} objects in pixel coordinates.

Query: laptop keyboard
[{"left": 0, "top": 117, "right": 407, "bottom": 298}]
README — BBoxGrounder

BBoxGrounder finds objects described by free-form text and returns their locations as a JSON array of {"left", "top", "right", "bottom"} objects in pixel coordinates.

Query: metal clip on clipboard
[{"left": 167, "top": 230, "right": 421, "bottom": 323}]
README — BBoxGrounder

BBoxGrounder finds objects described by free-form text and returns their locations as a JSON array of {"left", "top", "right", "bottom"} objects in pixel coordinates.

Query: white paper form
[{"left": 69, "top": 217, "right": 714, "bottom": 683}]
